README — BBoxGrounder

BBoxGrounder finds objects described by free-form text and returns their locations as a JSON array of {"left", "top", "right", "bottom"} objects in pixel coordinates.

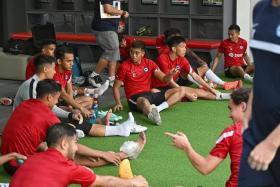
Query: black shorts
[
  {"left": 225, "top": 66, "right": 247, "bottom": 78},
  {"left": 176, "top": 77, "right": 193, "bottom": 87},
  {"left": 128, "top": 91, "right": 166, "bottom": 112},
  {"left": 61, "top": 117, "right": 92, "bottom": 135}
]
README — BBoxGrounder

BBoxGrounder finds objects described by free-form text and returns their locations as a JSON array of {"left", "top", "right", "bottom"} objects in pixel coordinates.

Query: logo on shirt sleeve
[
  {"left": 276, "top": 25, "right": 280, "bottom": 38},
  {"left": 143, "top": 67, "right": 149, "bottom": 72}
]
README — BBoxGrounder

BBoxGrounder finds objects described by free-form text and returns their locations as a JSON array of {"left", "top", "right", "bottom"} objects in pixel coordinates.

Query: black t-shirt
[
  {"left": 245, "top": 0, "right": 280, "bottom": 144},
  {"left": 91, "top": 0, "right": 119, "bottom": 31}
]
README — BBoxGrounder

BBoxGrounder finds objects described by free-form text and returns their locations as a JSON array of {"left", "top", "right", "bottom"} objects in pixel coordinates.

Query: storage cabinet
[{"left": 24, "top": 0, "right": 234, "bottom": 40}]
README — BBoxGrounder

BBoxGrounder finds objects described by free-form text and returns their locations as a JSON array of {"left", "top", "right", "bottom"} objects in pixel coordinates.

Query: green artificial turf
[{"left": 0, "top": 77, "right": 252, "bottom": 187}]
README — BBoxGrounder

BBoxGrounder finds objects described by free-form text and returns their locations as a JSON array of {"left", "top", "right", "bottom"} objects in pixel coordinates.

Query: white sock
[
  {"left": 84, "top": 88, "right": 96, "bottom": 95},
  {"left": 244, "top": 73, "right": 253, "bottom": 83},
  {"left": 187, "top": 74, "right": 201, "bottom": 87},
  {"left": 215, "top": 92, "right": 231, "bottom": 100},
  {"left": 105, "top": 115, "right": 133, "bottom": 137},
  {"left": 128, "top": 112, "right": 134, "bottom": 122},
  {"left": 205, "top": 69, "right": 225, "bottom": 86},
  {"left": 108, "top": 76, "right": 115, "bottom": 82},
  {"left": 90, "top": 71, "right": 99, "bottom": 78},
  {"left": 97, "top": 80, "right": 110, "bottom": 96},
  {"left": 156, "top": 102, "right": 169, "bottom": 113}
]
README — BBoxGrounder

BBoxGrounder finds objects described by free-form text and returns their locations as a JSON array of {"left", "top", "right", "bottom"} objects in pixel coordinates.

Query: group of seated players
[{"left": 0, "top": 24, "right": 253, "bottom": 187}]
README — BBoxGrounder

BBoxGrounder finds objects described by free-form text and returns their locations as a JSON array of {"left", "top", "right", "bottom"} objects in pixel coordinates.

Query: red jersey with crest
[
  {"left": 53, "top": 64, "right": 72, "bottom": 89},
  {"left": 218, "top": 38, "right": 248, "bottom": 68},
  {"left": 210, "top": 122, "right": 243, "bottom": 187},
  {"left": 151, "top": 53, "right": 192, "bottom": 88},
  {"left": 116, "top": 58, "right": 159, "bottom": 99}
]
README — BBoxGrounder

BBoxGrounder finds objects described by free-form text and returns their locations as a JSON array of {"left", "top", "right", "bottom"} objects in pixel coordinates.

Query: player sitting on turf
[
  {"left": 212, "top": 24, "right": 254, "bottom": 83},
  {"left": 113, "top": 40, "right": 186, "bottom": 125},
  {"left": 152, "top": 36, "right": 231, "bottom": 101},
  {"left": 156, "top": 28, "right": 242, "bottom": 90}
]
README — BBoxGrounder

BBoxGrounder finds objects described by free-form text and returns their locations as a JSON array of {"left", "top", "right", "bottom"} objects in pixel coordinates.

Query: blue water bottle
[{"left": 89, "top": 93, "right": 99, "bottom": 124}]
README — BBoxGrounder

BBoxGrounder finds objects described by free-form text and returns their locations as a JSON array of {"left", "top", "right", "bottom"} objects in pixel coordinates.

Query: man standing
[
  {"left": 89, "top": 0, "right": 129, "bottom": 87},
  {"left": 238, "top": 0, "right": 280, "bottom": 186}
]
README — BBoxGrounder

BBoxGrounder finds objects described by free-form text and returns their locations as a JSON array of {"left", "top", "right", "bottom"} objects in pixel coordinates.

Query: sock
[
  {"left": 244, "top": 73, "right": 253, "bottom": 83},
  {"left": 187, "top": 74, "right": 201, "bottom": 87},
  {"left": 108, "top": 76, "right": 115, "bottom": 81},
  {"left": 90, "top": 71, "right": 99, "bottom": 78},
  {"left": 105, "top": 116, "right": 133, "bottom": 137},
  {"left": 156, "top": 102, "right": 169, "bottom": 113},
  {"left": 215, "top": 92, "right": 231, "bottom": 100},
  {"left": 98, "top": 80, "right": 110, "bottom": 96},
  {"left": 205, "top": 69, "right": 225, "bottom": 86},
  {"left": 84, "top": 88, "right": 97, "bottom": 95},
  {"left": 128, "top": 112, "right": 134, "bottom": 122}
]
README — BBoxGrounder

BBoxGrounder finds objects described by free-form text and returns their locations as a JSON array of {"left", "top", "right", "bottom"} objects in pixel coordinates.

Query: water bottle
[
  {"left": 93, "top": 93, "right": 99, "bottom": 119},
  {"left": 89, "top": 93, "right": 99, "bottom": 124}
]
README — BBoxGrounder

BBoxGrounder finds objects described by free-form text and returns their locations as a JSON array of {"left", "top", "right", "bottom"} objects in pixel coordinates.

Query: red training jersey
[
  {"left": 10, "top": 148, "right": 96, "bottom": 187},
  {"left": 116, "top": 58, "right": 159, "bottom": 99},
  {"left": 1, "top": 99, "right": 60, "bottom": 157},
  {"left": 156, "top": 35, "right": 170, "bottom": 55},
  {"left": 25, "top": 56, "right": 36, "bottom": 80},
  {"left": 53, "top": 64, "right": 72, "bottom": 89},
  {"left": 218, "top": 38, "right": 248, "bottom": 68},
  {"left": 210, "top": 122, "right": 243, "bottom": 187},
  {"left": 151, "top": 53, "right": 192, "bottom": 88}
]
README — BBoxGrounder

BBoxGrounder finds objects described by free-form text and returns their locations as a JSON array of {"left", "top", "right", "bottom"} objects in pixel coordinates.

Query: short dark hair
[
  {"left": 34, "top": 54, "right": 56, "bottom": 73},
  {"left": 166, "top": 35, "right": 186, "bottom": 49},
  {"left": 228, "top": 24, "right": 240, "bottom": 32},
  {"left": 130, "top": 40, "right": 146, "bottom": 51},
  {"left": 55, "top": 45, "right": 74, "bottom": 60},
  {"left": 230, "top": 88, "right": 251, "bottom": 105},
  {"left": 164, "top": 28, "right": 181, "bottom": 40},
  {"left": 46, "top": 123, "right": 77, "bottom": 148},
  {"left": 36, "top": 79, "right": 61, "bottom": 99},
  {"left": 38, "top": 39, "right": 56, "bottom": 51}
]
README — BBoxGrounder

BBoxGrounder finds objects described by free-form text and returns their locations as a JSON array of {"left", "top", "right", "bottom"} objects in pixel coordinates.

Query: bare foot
[
  {"left": 136, "top": 132, "right": 146, "bottom": 153},
  {"left": 102, "top": 109, "right": 113, "bottom": 125}
]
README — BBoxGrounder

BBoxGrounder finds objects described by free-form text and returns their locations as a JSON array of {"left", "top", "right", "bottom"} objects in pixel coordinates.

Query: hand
[
  {"left": 169, "top": 68, "right": 178, "bottom": 76},
  {"left": 114, "top": 103, "right": 123, "bottom": 112},
  {"left": 122, "top": 11, "right": 129, "bottom": 18},
  {"left": 0, "top": 152, "right": 27, "bottom": 165},
  {"left": 80, "top": 107, "right": 92, "bottom": 118},
  {"left": 102, "top": 151, "right": 121, "bottom": 166},
  {"left": 248, "top": 139, "right": 278, "bottom": 171},
  {"left": 130, "top": 175, "right": 149, "bottom": 187},
  {"left": 71, "top": 111, "right": 83, "bottom": 124},
  {"left": 165, "top": 132, "right": 190, "bottom": 150}
]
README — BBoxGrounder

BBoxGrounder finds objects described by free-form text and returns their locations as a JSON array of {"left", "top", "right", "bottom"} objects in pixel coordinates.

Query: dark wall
[
  {"left": 0, "top": 0, "right": 3, "bottom": 46},
  {"left": 2, "top": 0, "right": 26, "bottom": 44}
]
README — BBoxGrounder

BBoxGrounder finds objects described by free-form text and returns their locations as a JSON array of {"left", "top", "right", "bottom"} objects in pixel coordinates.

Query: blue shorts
[{"left": 239, "top": 129, "right": 279, "bottom": 187}]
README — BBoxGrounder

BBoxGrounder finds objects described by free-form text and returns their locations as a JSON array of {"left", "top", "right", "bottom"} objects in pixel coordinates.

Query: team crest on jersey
[
  {"left": 65, "top": 75, "right": 68, "bottom": 80},
  {"left": 240, "top": 45, "right": 243, "bottom": 49},
  {"left": 276, "top": 25, "right": 280, "bottom": 38},
  {"left": 143, "top": 67, "right": 148, "bottom": 72},
  {"left": 175, "top": 65, "right": 180, "bottom": 71}
]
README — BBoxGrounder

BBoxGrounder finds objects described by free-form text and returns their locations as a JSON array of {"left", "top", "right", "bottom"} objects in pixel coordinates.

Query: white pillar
[{"left": 236, "top": 0, "right": 260, "bottom": 61}]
